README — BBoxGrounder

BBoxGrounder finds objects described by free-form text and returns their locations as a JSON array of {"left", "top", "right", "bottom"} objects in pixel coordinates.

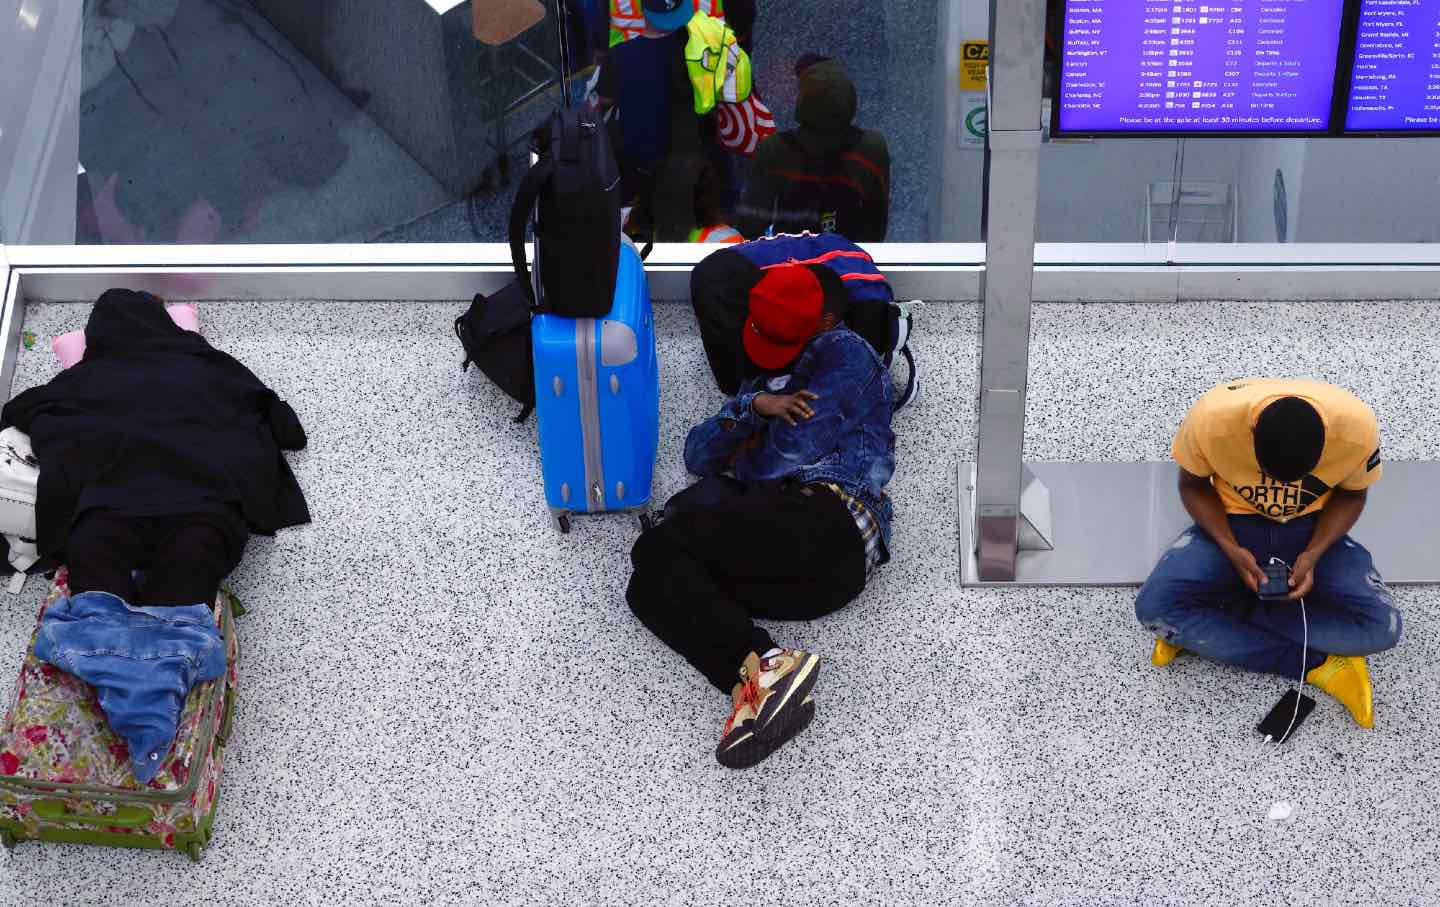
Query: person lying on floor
[
  {"left": 1136, "top": 379, "right": 1402, "bottom": 728},
  {"left": 3, "top": 288, "right": 310, "bottom": 780},
  {"left": 627, "top": 263, "right": 895, "bottom": 769}
]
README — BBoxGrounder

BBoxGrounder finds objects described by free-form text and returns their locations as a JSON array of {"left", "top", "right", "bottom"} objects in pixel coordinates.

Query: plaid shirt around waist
[{"left": 822, "top": 484, "right": 885, "bottom": 581}]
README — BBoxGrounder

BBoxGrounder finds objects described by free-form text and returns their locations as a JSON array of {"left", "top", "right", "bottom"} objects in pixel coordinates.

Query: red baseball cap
[{"left": 743, "top": 264, "right": 824, "bottom": 370}]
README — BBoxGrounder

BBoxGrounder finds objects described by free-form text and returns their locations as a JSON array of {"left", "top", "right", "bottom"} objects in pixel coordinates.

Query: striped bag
[{"left": 715, "top": 88, "right": 776, "bottom": 156}]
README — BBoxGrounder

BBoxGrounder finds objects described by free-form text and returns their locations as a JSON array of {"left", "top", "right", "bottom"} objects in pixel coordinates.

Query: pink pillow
[{"left": 51, "top": 304, "right": 202, "bottom": 369}]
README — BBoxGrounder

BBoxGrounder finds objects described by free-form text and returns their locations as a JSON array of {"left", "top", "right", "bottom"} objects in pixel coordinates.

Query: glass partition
[
  {"left": 1177, "top": 137, "right": 1440, "bottom": 245},
  {"left": 6, "top": 0, "right": 1435, "bottom": 249},
  {"left": 3, "top": 0, "right": 955, "bottom": 246}
]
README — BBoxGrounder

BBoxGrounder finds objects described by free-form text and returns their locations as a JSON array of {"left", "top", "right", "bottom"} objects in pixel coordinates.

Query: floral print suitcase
[{"left": 0, "top": 570, "right": 240, "bottom": 861}]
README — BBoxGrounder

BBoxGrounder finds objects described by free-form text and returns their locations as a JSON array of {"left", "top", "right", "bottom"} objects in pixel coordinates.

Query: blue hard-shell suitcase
[{"left": 531, "top": 240, "right": 659, "bottom": 532}]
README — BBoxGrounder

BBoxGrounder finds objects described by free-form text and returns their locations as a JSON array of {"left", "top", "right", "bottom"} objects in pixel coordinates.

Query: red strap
[
  {"left": 841, "top": 152, "right": 888, "bottom": 194},
  {"left": 759, "top": 249, "right": 875, "bottom": 269}
]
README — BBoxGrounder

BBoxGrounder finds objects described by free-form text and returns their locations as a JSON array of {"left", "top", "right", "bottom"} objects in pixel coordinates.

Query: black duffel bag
[{"left": 455, "top": 281, "right": 535, "bottom": 423}]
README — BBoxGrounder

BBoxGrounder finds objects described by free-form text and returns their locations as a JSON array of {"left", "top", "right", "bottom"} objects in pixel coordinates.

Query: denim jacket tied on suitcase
[
  {"left": 33, "top": 591, "right": 226, "bottom": 784},
  {"left": 684, "top": 326, "right": 896, "bottom": 552}
]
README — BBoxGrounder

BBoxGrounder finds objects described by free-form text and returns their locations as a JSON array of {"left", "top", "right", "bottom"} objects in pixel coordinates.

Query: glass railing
[
  {"left": 3, "top": 0, "right": 949, "bottom": 246},
  {"left": 4, "top": 1, "right": 1435, "bottom": 251}
]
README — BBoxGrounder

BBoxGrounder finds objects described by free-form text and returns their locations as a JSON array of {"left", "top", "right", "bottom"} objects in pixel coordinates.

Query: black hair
[{"left": 1253, "top": 397, "right": 1324, "bottom": 483}]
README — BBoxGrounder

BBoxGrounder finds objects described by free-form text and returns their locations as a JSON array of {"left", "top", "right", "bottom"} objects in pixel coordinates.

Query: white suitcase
[{"left": 0, "top": 428, "right": 39, "bottom": 540}]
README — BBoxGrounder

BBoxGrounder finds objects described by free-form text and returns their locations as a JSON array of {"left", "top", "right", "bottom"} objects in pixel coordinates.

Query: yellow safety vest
[
  {"left": 683, "top": 11, "right": 750, "bottom": 115},
  {"left": 610, "top": 0, "right": 725, "bottom": 48}
]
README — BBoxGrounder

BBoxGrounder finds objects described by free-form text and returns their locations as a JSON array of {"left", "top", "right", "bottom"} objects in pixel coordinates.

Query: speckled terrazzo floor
[{"left": 0, "top": 298, "right": 1435, "bottom": 906}]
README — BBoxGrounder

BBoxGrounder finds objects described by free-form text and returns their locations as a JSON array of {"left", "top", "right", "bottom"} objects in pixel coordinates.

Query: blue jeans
[
  {"left": 1135, "top": 515, "right": 1403, "bottom": 678},
  {"left": 35, "top": 591, "right": 225, "bottom": 782}
]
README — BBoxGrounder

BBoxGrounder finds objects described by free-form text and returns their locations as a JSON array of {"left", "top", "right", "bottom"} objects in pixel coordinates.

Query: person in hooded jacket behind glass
[
  {"left": 736, "top": 55, "right": 891, "bottom": 242},
  {"left": 2, "top": 288, "right": 310, "bottom": 608}
]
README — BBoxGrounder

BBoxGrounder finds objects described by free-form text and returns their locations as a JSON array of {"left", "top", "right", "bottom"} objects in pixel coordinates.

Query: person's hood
[
  {"left": 83, "top": 288, "right": 202, "bottom": 359},
  {"left": 795, "top": 60, "right": 858, "bottom": 138}
]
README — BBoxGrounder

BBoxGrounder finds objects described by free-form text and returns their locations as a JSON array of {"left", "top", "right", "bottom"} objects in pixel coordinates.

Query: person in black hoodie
[
  {"left": 2, "top": 289, "right": 309, "bottom": 606},
  {"left": 736, "top": 57, "right": 891, "bottom": 242}
]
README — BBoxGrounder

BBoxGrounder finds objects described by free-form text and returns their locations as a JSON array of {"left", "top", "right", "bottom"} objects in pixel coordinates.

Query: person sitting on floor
[
  {"left": 1135, "top": 379, "right": 1403, "bottom": 728},
  {"left": 626, "top": 262, "right": 895, "bottom": 768}
]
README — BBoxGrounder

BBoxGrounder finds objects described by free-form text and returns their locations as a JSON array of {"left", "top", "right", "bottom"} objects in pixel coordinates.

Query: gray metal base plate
[{"left": 959, "top": 460, "right": 1440, "bottom": 586}]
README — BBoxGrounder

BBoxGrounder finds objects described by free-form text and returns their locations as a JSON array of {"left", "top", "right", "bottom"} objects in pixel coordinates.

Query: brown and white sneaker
[
  {"left": 716, "top": 691, "right": 817, "bottom": 769},
  {"left": 714, "top": 648, "right": 823, "bottom": 769}
]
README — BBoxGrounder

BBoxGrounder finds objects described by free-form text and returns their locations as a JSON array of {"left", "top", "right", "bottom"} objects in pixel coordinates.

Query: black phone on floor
[
  {"left": 1258, "top": 562, "right": 1291, "bottom": 600},
  {"left": 1256, "top": 690, "right": 1316, "bottom": 744}
]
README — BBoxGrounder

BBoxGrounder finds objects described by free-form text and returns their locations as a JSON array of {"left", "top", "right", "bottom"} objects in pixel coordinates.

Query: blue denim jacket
[
  {"left": 685, "top": 327, "right": 896, "bottom": 549},
  {"left": 34, "top": 592, "right": 225, "bottom": 783}
]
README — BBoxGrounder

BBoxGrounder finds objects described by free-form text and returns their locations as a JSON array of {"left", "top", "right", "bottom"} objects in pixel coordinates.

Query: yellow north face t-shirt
[{"left": 1172, "top": 379, "right": 1382, "bottom": 522}]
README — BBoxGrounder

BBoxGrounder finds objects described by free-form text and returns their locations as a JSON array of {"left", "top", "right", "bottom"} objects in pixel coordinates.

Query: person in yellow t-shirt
[{"left": 1135, "top": 379, "right": 1403, "bottom": 729}]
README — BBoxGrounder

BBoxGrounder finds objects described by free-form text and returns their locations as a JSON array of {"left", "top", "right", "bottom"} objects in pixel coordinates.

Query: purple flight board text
[
  {"left": 1346, "top": 0, "right": 1440, "bottom": 130},
  {"left": 1058, "top": 0, "right": 1347, "bottom": 133}
]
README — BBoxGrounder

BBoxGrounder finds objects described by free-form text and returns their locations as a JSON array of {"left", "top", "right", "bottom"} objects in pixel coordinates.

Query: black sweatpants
[
  {"left": 627, "top": 483, "right": 867, "bottom": 693},
  {"left": 66, "top": 509, "right": 248, "bottom": 607}
]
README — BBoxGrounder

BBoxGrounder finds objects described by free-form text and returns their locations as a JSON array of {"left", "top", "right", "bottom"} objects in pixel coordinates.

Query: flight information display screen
[
  {"left": 1057, "top": 0, "right": 1349, "bottom": 134},
  {"left": 1345, "top": 0, "right": 1440, "bottom": 131}
]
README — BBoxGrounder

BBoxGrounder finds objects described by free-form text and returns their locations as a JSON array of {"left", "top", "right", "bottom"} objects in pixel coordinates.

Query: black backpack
[
  {"left": 509, "top": 108, "right": 621, "bottom": 317},
  {"left": 769, "top": 131, "right": 872, "bottom": 239},
  {"left": 455, "top": 282, "right": 536, "bottom": 423},
  {"left": 690, "top": 239, "right": 919, "bottom": 411}
]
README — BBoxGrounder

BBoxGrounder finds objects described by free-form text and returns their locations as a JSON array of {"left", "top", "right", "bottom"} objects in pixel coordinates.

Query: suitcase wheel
[
  {"left": 185, "top": 841, "right": 205, "bottom": 863},
  {"left": 637, "top": 512, "right": 654, "bottom": 532},
  {"left": 1, "top": 830, "right": 16, "bottom": 851},
  {"left": 555, "top": 514, "right": 572, "bottom": 534}
]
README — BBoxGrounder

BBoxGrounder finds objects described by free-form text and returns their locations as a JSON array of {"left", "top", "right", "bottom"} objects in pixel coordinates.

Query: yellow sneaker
[
  {"left": 1306, "top": 655, "right": 1374, "bottom": 728},
  {"left": 1151, "top": 638, "right": 1183, "bottom": 667}
]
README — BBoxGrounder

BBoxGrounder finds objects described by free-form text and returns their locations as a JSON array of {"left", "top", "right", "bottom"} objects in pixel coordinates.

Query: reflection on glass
[
  {"left": 1038, "top": 1, "right": 1440, "bottom": 245},
  {"left": 6, "top": 0, "right": 951, "bottom": 245}
]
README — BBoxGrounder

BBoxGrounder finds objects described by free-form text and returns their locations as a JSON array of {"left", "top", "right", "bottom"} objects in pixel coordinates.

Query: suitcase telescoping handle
[{"left": 32, "top": 800, "right": 151, "bottom": 828}]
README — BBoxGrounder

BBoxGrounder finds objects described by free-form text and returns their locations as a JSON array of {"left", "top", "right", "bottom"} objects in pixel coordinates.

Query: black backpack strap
[
  {"left": 893, "top": 345, "right": 918, "bottom": 412},
  {"left": 558, "top": 111, "right": 582, "bottom": 162},
  {"left": 509, "top": 156, "right": 556, "bottom": 307}
]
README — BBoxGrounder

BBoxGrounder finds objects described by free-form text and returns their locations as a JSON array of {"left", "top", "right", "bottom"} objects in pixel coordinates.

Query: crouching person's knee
[
  {"left": 1134, "top": 581, "right": 1171, "bottom": 630},
  {"left": 1364, "top": 583, "right": 1404, "bottom": 654}
]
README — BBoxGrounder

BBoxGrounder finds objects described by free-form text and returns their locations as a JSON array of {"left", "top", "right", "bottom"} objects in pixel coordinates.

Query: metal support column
[{"left": 972, "top": 0, "right": 1048, "bottom": 581}]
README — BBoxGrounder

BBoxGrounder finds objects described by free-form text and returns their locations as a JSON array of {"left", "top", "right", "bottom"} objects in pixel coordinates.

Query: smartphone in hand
[{"left": 1258, "top": 562, "right": 1290, "bottom": 600}]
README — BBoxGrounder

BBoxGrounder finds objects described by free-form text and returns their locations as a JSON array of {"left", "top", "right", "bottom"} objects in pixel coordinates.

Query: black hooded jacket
[
  {"left": 2, "top": 290, "right": 310, "bottom": 559},
  {"left": 737, "top": 60, "right": 891, "bottom": 241}
]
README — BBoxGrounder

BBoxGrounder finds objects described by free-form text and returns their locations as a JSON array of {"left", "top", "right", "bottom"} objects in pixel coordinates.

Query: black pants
[
  {"left": 66, "top": 509, "right": 248, "bottom": 607},
  {"left": 627, "top": 483, "right": 866, "bottom": 693}
]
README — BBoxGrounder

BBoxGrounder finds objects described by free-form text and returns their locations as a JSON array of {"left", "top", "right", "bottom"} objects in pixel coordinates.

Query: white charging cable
[{"left": 1265, "top": 556, "right": 1309, "bottom": 745}]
